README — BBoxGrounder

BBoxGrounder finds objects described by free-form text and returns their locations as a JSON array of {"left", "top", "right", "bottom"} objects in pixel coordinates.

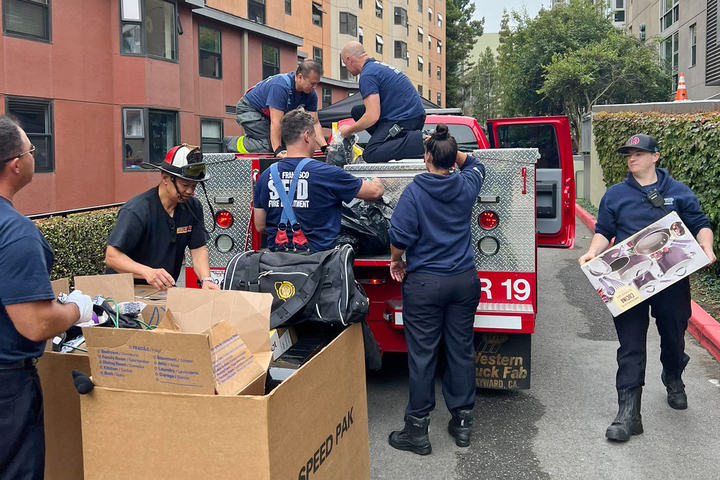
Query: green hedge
[
  {"left": 594, "top": 111, "right": 720, "bottom": 257},
  {"left": 33, "top": 208, "right": 119, "bottom": 281}
]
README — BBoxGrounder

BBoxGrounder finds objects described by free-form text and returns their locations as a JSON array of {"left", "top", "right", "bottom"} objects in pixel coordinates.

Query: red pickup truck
[{"left": 188, "top": 114, "right": 575, "bottom": 389}]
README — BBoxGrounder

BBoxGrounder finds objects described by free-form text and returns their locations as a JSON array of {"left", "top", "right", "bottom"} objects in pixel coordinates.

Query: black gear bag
[{"left": 222, "top": 244, "right": 369, "bottom": 330}]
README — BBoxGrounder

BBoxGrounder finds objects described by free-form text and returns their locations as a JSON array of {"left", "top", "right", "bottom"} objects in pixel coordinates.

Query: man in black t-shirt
[{"left": 105, "top": 145, "right": 220, "bottom": 291}]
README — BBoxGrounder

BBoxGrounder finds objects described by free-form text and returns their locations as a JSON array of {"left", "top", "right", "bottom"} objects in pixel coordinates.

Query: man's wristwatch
[{"left": 197, "top": 277, "right": 213, "bottom": 287}]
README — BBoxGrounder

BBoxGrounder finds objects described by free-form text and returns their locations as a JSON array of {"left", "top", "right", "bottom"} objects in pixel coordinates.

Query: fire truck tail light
[
  {"left": 478, "top": 236, "right": 500, "bottom": 256},
  {"left": 478, "top": 211, "right": 499, "bottom": 230},
  {"left": 215, "top": 210, "right": 234, "bottom": 228},
  {"left": 357, "top": 278, "right": 386, "bottom": 285},
  {"left": 216, "top": 234, "right": 234, "bottom": 253}
]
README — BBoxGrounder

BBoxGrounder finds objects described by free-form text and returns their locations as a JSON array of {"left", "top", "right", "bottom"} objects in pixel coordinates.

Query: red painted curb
[{"left": 576, "top": 204, "right": 720, "bottom": 363}]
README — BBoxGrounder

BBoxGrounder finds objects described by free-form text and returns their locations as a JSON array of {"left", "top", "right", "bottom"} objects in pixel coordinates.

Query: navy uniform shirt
[
  {"left": 254, "top": 158, "right": 363, "bottom": 252},
  {"left": 596, "top": 168, "right": 711, "bottom": 244},
  {"left": 389, "top": 155, "right": 486, "bottom": 276},
  {"left": 245, "top": 72, "right": 319, "bottom": 115},
  {"left": 359, "top": 59, "right": 425, "bottom": 122},
  {"left": 106, "top": 187, "right": 209, "bottom": 282},
  {"left": 0, "top": 197, "right": 55, "bottom": 361}
]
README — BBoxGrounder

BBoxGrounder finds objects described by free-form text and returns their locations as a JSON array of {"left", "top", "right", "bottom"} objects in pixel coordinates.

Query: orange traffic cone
[{"left": 675, "top": 73, "right": 688, "bottom": 101}]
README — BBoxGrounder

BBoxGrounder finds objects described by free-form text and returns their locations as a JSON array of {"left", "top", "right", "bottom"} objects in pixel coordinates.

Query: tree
[
  {"left": 539, "top": 31, "right": 671, "bottom": 145},
  {"left": 496, "top": 0, "right": 670, "bottom": 146},
  {"left": 445, "top": 0, "right": 484, "bottom": 108},
  {"left": 465, "top": 47, "right": 500, "bottom": 124}
]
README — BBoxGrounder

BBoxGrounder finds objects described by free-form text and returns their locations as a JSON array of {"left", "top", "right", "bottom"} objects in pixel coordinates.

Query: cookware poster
[{"left": 581, "top": 212, "right": 710, "bottom": 317}]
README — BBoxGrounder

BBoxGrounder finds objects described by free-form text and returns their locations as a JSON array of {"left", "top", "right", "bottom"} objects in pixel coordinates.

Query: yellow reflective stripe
[{"left": 236, "top": 136, "right": 249, "bottom": 154}]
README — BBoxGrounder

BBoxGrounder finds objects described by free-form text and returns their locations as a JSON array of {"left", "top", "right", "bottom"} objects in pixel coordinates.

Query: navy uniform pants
[
  {"left": 0, "top": 365, "right": 45, "bottom": 480},
  {"left": 351, "top": 105, "right": 425, "bottom": 163},
  {"left": 401, "top": 268, "right": 481, "bottom": 418},
  {"left": 613, "top": 277, "right": 692, "bottom": 389}
]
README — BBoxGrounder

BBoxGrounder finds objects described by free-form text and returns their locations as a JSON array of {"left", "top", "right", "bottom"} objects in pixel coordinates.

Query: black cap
[{"left": 616, "top": 134, "right": 659, "bottom": 154}]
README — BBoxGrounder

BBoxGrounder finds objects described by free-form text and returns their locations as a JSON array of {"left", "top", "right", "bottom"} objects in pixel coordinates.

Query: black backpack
[{"left": 222, "top": 244, "right": 369, "bottom": 329}]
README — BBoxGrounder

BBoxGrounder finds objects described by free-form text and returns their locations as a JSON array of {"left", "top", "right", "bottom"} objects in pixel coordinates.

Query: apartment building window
[
  {"left": 428, "top": 6, "right": 432, "bottom": 22},
  {"left": 262, "top": 44, "right": 280, "bottom": 79},
  {"left": 248, "top": 0, "right": 265, "bottom": 24},
  {"left": 417, "top": 26, "right": 423, "bottom": 42},
  {"left": 200, "top": 119, "right": 223, "bottom": 153},
  {"left": 199, "top": 25, "right": 222, "bottom": 79},
  {"left": 417, "top": 55, "right": 423, "bottom": 72},
  {"left": 285, "top": 0, "right": 291, "bottom": 15},
  {"left": 437, "top": 13, "right": 442, "bottom": 28},
  {"left": 3, "top": 0, "right": 51, "bottom": 41},
  {"left": 359, "top": 26, "right": 364, "bottom": 44},
  {"left": 436, "top": 92, "right": 441, "bottom": 106},
  {"left": 313, "top": 46, "right": 323, "bottom": 66},
  {"left": 122, "top": 107, "right": 178, "bottom": 170},
  {"left": 436, "top": 66, "right": 441, "bottom": 80},
  {"left": 417, "top": 0, "right": 422, "bottom": 13},
  {"left": 312, "top": 2, "right": 324, "bottom": 27},
  {"left": 394, "top": 41, "right": 407, "bottom": 60},
  {"left": 418, "top": 84, "right": 423, "bottom": 96},
  {"left": 428, "top": 37, "right": 431, "bottom": 49},
  {"left": 120, "top": 0, "right": 177, "bottom": 60},
  {"left": 660, "top": 0, "right": 678, "bottom": 32},
  {"left": 376, "top": 0, "right": 383, "bottom": 19},
  {"left": 428, "top": 62, "right": 431, "bottom": 77},
  {"left": 690, "top": 23, "right": 696, "bottom": 67},
  {"left": 661, "top": 31, "right": 679, "bottom": 89},
  {"left": 322, "top": 88, "right": 332, "bottom": 108},
  {"left": 394, "top": 7, "right": 408, "bottom": 27},
  {"left": 340, "top": 12, "right": 357, "bottom": 36},
  {"left": 6, "top": 97, "right": 53, "bottom": 173},
  {"left": 359, "top": 0, "right": 363, "bottom": 8},
  {"left": 340, "top": 55, "right": 355, "bottom": 81},
  {"left": 376, "top": 34, "right": 383, "bottom": 54},
  {"left": 437, "top": 40, "right": 442, "bottom": 54}
]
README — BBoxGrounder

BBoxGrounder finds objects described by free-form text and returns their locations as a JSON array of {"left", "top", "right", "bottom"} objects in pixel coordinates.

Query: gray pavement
[{"left": 367, "top": 218, "right": 720, "bottom": 479}]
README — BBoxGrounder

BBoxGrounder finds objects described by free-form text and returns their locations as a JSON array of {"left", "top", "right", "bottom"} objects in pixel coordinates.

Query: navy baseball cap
[{"left": 616, "top": 134, "right": 659, "bottom": 154}]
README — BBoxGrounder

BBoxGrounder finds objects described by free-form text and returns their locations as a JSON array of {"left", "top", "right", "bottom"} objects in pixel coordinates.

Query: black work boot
[
  {"left": 605, "top": 387, "right": 644, "bottom": 442},
  {"left": 448, "top": 410, "right": 473, "bottom": 447},
  {"left": 662, "top": 372, "right": 688, "bottom": 410},
  {"left": 388, "top": 415, "right": 432, "bottom": 455}
]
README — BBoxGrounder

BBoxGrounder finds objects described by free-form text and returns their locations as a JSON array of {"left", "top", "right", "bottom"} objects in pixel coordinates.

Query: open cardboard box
[
  {"left": 133, "top": 285, "right": 167, "bottom": 325},
  {"left": 581, "top": 212, "right": 710, "bottom": 316},
  {"left": 38, "top": 274, "right": 134, "bottom": 480},
  {"left": 80, "top": 322, "right": 370, "bottom": 479},
  {"left": 84, "top": 288, "right": 273, "bottom": 396}
]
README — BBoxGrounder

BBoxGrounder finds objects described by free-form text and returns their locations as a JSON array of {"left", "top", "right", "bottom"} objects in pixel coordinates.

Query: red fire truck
[{"left": 186, "top": 115, "right": 575, "bottom": 390}]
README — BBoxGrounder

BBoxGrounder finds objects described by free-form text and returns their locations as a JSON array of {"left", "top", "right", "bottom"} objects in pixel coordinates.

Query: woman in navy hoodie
[
  {"left": 579, "top": 134, "right": 715, "bottom": 443},
  {"left": 387, "top": 124, "right": 485, "bottom": 455}
]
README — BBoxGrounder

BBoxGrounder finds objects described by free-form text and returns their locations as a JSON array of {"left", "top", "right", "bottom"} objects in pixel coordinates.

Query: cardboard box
[
  {"left": 40, "top": 274, "right": 134, "bottom": 480},
  {"left": 582, "top": 212, "right": 710, "bottom": 316},
  {"left": 84, "top": 288, "right": 273, "bottom": 396},
  {"left": 133, "top": 285, "right": 167, "bottom": 326},
  {"left": 80, "top": 323, "right": 369, "bottom": 480}
]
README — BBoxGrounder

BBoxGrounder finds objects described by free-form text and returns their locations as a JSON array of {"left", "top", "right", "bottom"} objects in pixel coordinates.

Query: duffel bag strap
[
  {"left": 243, "top": 251, "right": 264, "bottom": 292},
  {"left": 270, "top": 261, "right": 325, "bottom": 329}
]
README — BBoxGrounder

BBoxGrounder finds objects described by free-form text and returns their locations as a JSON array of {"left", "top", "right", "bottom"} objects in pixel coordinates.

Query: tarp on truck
[{"left": 317, "top": 94, "right": 440, "bottom": 128}]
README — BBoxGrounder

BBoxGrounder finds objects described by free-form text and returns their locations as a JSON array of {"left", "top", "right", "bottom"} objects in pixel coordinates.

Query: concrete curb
[{"left": 575, "top": 204, "right": 720, "bottom": 363}]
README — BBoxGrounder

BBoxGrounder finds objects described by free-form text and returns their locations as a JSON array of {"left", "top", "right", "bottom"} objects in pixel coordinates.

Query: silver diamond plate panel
[
  {"left": 185, "top": 155, "right": 255, "bottom": 269},
  {"left": 345, "top": 149, "right": 538, "bottom": 272}
]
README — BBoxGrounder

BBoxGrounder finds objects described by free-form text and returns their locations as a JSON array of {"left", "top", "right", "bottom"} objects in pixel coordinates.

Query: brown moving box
[
  {"left": 133, "top": 285, "right": 167, "bottom": 325},
  {"left": 80, "top": 323, "right": 370, "bottom": 479},
  {"left": 84, "top": 288, "right": 273, "bottom": 396},
  {"left": 39, "top": 274, "right": 135, "bottom": 480}
]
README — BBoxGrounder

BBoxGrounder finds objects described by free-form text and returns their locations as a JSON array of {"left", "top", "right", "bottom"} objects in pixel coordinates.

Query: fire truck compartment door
[{"left": 536, "top": 169, "right": 562, "bottom": 235}]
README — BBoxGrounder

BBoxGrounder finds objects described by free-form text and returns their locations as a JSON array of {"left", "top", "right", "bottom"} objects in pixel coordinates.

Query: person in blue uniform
[
  {"left": 105, "top": 145, "right": 220, "bottom": 291},
  {"left": 387, "top": 124, "right": 485, "bottom": 455},
  {"left": 579, "top": 134, "right": 716, "bottom": 442},
  {"left": 253, "top": 108, "right": 384, "bottom": 252},
  {"left": 226, "top": 60, "right": 328, "bottom": 157},
  {"left": 0, "top": 115, "right": 94, "bottom": 479},
  {"left": 338, "top": 41, "right": 425, "bottom": 163}
]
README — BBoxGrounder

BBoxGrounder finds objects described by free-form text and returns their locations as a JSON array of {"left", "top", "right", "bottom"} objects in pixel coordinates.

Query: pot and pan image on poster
[{"left": 581, "top": 212, "right": 710, "bottom": 317}]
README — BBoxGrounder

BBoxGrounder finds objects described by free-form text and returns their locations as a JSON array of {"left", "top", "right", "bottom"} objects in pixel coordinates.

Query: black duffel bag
[{"left": 222, "top": 244, "right": 369, "bottom": 329}]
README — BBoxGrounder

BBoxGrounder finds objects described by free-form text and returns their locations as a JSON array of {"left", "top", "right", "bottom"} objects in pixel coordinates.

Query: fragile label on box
[{"left": 581, "top": 212, "right": 710, "bottom": 316}]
